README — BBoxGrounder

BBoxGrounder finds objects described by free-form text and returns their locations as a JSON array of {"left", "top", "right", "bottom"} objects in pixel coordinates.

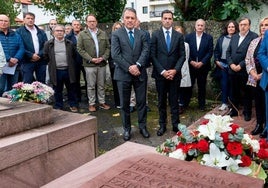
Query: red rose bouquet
[{"left": 157, "top": 114, "right": 267, "bottom": 181}]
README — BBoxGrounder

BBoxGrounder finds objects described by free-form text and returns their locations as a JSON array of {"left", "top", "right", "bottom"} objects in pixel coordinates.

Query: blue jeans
[
  {"left": 0, "top": 71, "right": 19, "bottom": 96},
  {"left": 53, "top": 69, "right": 77, "bottom": 109},
  {"left": 21, "top": 63, "right": 46, "bottom": 84}
]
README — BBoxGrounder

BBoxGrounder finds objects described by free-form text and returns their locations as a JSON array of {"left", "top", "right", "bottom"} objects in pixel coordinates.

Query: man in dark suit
[
  {"left": 111, "top": 7, "right": 150, "bottom": 141},
  {"left": 227, "top": 17, "right": 258, "bottom": 121},
  {"left": 185, "top": 19, "right": 213, "bottom": 110},
  {"left": 151, "top": 9, "right": 185, "bottom": 136}
]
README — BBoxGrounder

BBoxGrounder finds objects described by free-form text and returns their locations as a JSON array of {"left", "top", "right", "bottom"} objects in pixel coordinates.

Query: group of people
[{"left": 1, "top": 8, "right": 268, "bottom": 141}]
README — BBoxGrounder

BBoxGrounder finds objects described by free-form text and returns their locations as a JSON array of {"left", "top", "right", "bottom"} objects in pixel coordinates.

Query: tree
[
  {"left": 0, "top": 0, "right": 20, "bottom": 25},
  {"left": 34, "top": 0, "right": 126, "bottom": 23},
  {"left": 174, "top": 0, "right": 268, "bottom": 21}
]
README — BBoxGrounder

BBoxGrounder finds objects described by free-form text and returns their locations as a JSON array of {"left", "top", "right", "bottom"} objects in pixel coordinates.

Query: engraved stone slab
[{"left": 81, "top": 154, "right": 263, "bottom": 188}]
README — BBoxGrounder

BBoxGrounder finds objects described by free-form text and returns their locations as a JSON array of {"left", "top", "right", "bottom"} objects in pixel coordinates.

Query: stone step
[
  {"left": 0, "top": 97, "right": 53, "bottom": 138},
  {"left": 0, "top": 109, "right": 97, "bottom": 187}
]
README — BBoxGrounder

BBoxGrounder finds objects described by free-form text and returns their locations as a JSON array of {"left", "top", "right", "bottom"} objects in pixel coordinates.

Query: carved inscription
[{"left": 84, "top": 154, "right": 263, "bottom": 188}]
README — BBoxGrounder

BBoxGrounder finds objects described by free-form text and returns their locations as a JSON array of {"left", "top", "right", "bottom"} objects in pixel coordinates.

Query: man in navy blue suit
[
  {"left": 227, "top": 17, "right": 258, "bottom": 121},
  {"left": 151, "top": 9, "right": 185, "bottom": 136},
  {"left": 185, "top": 19, "right": 213, "bottom": 111}
]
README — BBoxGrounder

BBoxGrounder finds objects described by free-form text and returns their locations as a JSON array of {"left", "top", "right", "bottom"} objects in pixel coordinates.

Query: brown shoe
[
  {"left": 69, "top": 106, "right": 78, "bottom": 112},
  {"left": 88, "top": 105, "right": 96, "bottom": 112},
  {"left": 99, "top": 103, "right": 111, "bottom": 110}
]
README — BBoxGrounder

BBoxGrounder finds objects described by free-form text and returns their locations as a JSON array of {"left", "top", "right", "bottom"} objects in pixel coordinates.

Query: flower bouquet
[
  {"left": 3, "top": 81, "right": 54, "bottom": 104},
  {"left": 157, "top": 114, "right": 267, "bottom": 182}
]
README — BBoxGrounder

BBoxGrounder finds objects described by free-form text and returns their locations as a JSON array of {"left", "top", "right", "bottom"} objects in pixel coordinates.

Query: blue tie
[
  {"left": 129, "top": 31, "right": 134, "bottom": 48},
  {"left": 166, "top": 30, "right": 171, "bottom": 52}
]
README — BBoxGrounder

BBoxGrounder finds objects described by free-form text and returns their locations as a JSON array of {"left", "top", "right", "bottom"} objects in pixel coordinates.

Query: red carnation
[
  {"left": 259, "top": 138, "right": 268, "bottom": 149},
  {"left": 240, "top": 155, "right": 252, "bottom": 167},
  {"left": 197, "top": 139, "right": 209, "bottom": 153},
  {"left": 257, "top": 148, "right": 268, "bottom": 159},
  {"left": 221, "top": 132, "right": 229, "bottom": 145},
  {"left": 226, "top": 142, "right": 243, "bottom": 156},
  {"left": 230, "top": 124, "right": 240, "bottom": 134}
]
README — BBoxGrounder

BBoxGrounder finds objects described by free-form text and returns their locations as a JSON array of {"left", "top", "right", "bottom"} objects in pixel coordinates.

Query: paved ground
[{"left": 61, "top": 88, "right": 258, "bottom": 155}]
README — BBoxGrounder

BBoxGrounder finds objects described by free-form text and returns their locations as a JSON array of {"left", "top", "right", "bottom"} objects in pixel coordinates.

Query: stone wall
[{"left": 100, "top": 21, "right": 227, "bottom": 99}]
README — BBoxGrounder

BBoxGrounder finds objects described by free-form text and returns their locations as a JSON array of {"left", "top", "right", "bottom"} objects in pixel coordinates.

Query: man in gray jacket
[{"left": 111, "top": 8, "right": 150, "bottom": 141}]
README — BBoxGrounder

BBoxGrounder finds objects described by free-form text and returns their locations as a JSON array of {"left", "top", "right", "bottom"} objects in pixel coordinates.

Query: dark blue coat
[
  {"left": 65, "top": 30, "right": 83, "bottom": 65},
  {"left": 16, "top": 25, "right": 47, "bottom": 65},
  {"left": 0, "top": 29, "right": 24, "bottom": 64}
]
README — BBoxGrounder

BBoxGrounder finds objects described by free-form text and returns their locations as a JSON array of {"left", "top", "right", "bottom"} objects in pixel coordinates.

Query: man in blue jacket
[
  {"left": 0, "top": 14, "right": 24, "bottom": 96},
  {"left": 16, "top": 12, "right": 47, "bottom": 84}
]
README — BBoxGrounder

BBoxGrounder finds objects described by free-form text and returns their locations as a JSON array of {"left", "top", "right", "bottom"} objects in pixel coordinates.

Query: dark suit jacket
[
  {"left": 111, "top": 27, "right": 149, "bottom": 81},
  {"left": 227, "top": 30, "right": 258, "bottom": 76},
  {"left": 185, "top": 32, "right": 213, "bottom": 71},
  {"left": 150, "top": 27, "right": 185, "bottom": 80}
]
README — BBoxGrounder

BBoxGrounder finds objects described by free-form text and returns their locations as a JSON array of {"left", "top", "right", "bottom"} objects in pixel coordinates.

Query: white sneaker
[{"left": 219, "top": 103, "right": 228, "bottom": 111}]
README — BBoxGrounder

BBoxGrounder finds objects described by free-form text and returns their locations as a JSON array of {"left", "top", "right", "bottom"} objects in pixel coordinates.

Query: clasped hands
[
  {"left": 31, "top": 53, "right": 40, "bottom": 62},
  {"left": 129, "top": 65, "right": 140, "bottom": 76},
  {"left": 190, "top": 61, "right": 203, "bottom": 69},
  {"left": 163, "top": 69, "right": 176, "bottom": 80},
  {"left": 91, "top": 57, "right": 104, "bottom": 64},
  {"left": 230, "top": 64, "right": 241, "bottom": 72}
]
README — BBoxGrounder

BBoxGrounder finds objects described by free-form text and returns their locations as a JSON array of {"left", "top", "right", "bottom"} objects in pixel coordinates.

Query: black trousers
[{"left": 155, "top": 78, "right": 180, "bottom": 128}]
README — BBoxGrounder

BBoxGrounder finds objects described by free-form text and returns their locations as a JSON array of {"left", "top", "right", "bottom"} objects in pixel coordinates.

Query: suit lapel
[{"left": 159, "top": 29, "right": 169, "bottom": 53}]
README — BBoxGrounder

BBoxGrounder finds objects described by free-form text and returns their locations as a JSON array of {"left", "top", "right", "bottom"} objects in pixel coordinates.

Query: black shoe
[
  {"left": 157, "top": 127, "right": 166, "bottom": 136},
  {"left": 123, "top": 131, "right": 131, "bottom": 141},
  {"left": 130, "top": 106, "right": 136, "bottom": 113},
  {"left": 173, "top": 126, "right": 179, "bottom": 133},
  {"left": 140, "top": 128, "right": 150, "bottom": 138},
  {"left": 260, "top": 130, "right": 267, "bottom": 138},
  {"left": 229, "top": 110, "right": 238, "bottom": 117},
  {"left": 244, "top": 114, "right": 251, "bottom": 121},
  {"left": 251, "top": 124, "right": 263, "bottom": 135}
]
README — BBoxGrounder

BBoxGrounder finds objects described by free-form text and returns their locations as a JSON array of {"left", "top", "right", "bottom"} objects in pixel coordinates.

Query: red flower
[
  {"left": 239, "top": 155, "right": 252, "bottom": 167},
  {"left": 226, "top": 142, "right": 243, "bottom": 156},
  {"left": 196, "top": 139, "right": 209, "bottom": 153},
  {"left": 221, "top": 132, "right": 229, "bottom": 145},
  {"left": 176, "top": 142, "right": 196, "bottom": 154},
  {"left": 177, "top": 131, "right": 182, "bottom": 137},
  {"left": 257, "top": 148, "right": 268, "bottom": 159},
  {"left": 230, "top": 124, "right": 240, "bottom": 134},
  {"left": 201, "top": 119, "right": 209, "bottom": 125},
  {"left": 259, "top": 138, "right": 268, "bottom": 149}
]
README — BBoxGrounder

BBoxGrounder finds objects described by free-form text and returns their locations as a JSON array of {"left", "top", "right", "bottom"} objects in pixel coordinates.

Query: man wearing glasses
[{"left": 44, "top": 25, "right": 78, "bottom": 112}]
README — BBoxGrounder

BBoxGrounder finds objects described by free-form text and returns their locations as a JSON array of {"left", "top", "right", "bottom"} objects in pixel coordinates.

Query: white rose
[{"left": 169, "top": 149, "right": 186, "bottom": 160}]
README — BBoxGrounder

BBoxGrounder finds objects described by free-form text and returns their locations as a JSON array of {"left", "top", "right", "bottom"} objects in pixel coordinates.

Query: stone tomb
[
  {"left": 0, "top": 97, "right": 97, "bottom": 187},
  {"left": 43, "top": 142, "right": 263, "bottom": 188}
]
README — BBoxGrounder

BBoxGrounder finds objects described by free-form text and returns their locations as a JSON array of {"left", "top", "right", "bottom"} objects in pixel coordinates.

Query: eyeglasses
[{"left": 54, "top": 30, "right": 64, "bottom": 32}]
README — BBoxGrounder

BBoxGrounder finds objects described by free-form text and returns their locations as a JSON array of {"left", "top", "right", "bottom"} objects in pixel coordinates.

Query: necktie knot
[
  {"left": 166, "top": 30, "right": 171, "bottom": 52},
  {"left": 129, "top": 31, "right": 134, "bottom": 48}
]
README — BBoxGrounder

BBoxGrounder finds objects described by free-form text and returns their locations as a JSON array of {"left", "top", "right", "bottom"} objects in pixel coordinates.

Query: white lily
[
  {"left": 242, "top": 134, "right": 260, "bottom": 153},
  {"left": 169, "top": 149, "right": 186, "bottom": 160},
  {"left": 201, "top": 143, "right": 230, "bottom": 168},
  {"left": 204, "top": 114, "right": 232, "bottom": 133},
  {"left": 198, "top": 123, "right": 217, "bottom": 140},
  {"left": 226, "top": 158, "right": 252, "bottom": 175}
]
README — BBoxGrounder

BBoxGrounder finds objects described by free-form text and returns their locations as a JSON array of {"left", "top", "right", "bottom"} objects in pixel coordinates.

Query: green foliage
[
  {"left": 0, "top": 0, "right": 20, "bottom": 25},
  {"left": 174, "top": 0, "right": 268, "bottom": 21},
  {"left": 34, "top": 0, "right": 126, "bottom": 23}
]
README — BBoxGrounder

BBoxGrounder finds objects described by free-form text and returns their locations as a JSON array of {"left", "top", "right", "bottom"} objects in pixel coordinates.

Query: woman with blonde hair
[
  {"left": 109, "top": 21, "right": 123, "bottom": 108},
  {"left": 246, "top": 16, "right": 268, "bottom": 136}
]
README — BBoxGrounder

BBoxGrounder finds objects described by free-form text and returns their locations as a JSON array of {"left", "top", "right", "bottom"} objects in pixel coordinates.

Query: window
[{"left": 143, "top": 6, "right": 148, "bottom": 14}]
